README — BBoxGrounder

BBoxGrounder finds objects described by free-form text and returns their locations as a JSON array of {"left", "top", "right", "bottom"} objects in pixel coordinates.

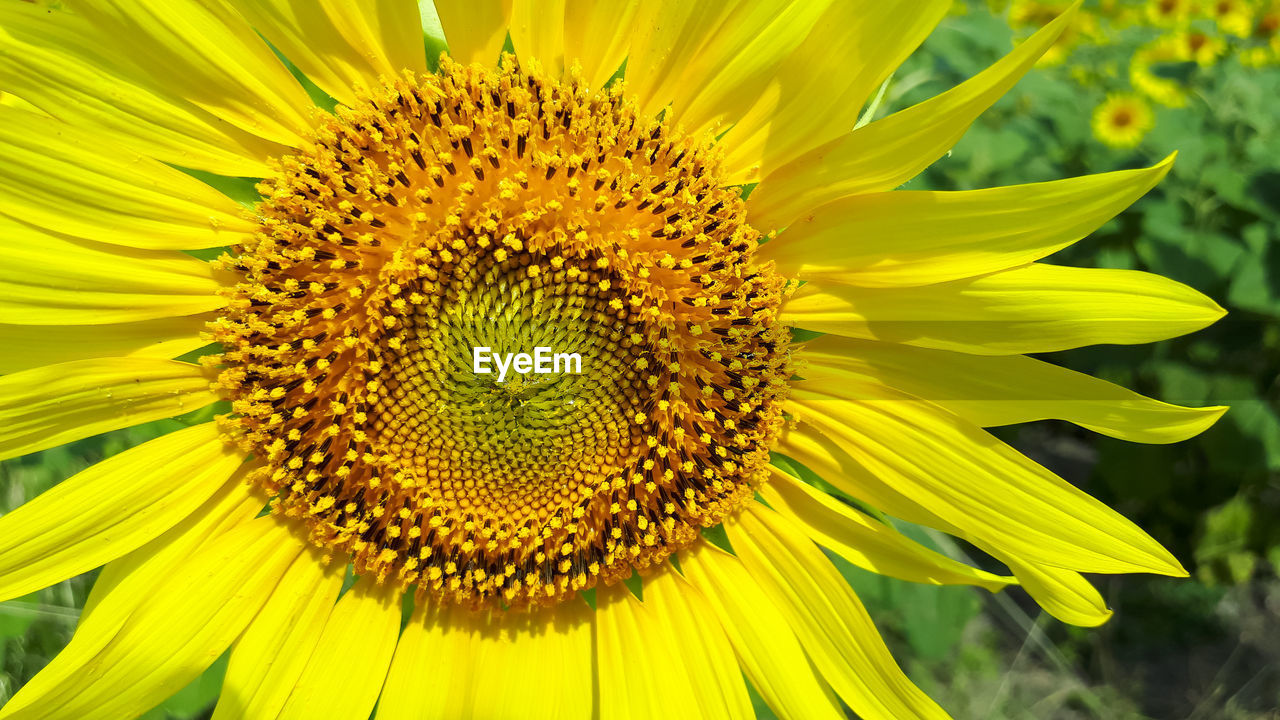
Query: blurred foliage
[{"left": 3, "top": 1, "right": 1279, "bottom": 718}]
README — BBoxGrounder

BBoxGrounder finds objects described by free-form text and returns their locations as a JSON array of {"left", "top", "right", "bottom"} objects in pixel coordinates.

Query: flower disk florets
[{"left": 212, "top": 57, "right": 791, "bottom": 608}]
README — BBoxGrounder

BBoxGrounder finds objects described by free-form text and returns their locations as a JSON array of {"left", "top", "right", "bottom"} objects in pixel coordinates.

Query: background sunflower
[{"left": 0, "top": 1, "right": 1277, "bottom": 719}]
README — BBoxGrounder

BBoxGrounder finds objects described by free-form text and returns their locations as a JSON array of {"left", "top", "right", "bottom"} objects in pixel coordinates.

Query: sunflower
[
  {"left": 1132, "top": 35, "right": 1194, "bottom": 106},
  {"left": 0, "top": 2, "right": 1228, "bottom": 719},
  {"left": 1146, "top": 0, "right": 1194, "bottom": 26},
  {"left": 1198, "top": 0, "right": 1255, "bottom": 37},
  {"left": 1092, "top": 93, "right": 1156, "bottom": 147}
]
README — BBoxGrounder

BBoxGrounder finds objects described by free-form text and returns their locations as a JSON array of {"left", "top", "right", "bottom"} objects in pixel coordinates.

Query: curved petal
[
  {"left": 0, "top": 424, "right": 241, "bottom": 603},
  {"left": 726, "top": 505, "right": 951, "bottom": 720},
  {"left": 668, "top": 0, "right": 835, "bottom": 135},
  {"left": 72, "top": 0, "right": 316, "bottom": 147},
  {"left": 0, "top": 107, "right": 254, "bottom": 250},
  {"left": 213, "top": 548, "right": 344, "bottom": 720},
  {"left": 0, "top": 219, "right": 226, "bottom": 325},
  {"left": 433, "top": 0, "right": 511, "bottom": 67},
  {"left": 0, "top": 316, "right": 210, "bottom": 375},
  {"left": 781, "top": 264, "right": 1226, "bottom": 355},
  {"left": 783, "top": 386, "right": 1186, "bottom": 576},
  {"left": 624, "top": 1, "right": 736, "bottom": 118},
  {"left": 760, "top": 157, "right": 1174, "bottom": 287},
  {"left": 563, "top": 0, "right": 643, "bottom": 89},
  {"left": 377, "top": 598, "right": 594, "bottom": 720},
  {"left": 465, "top": 601, "right": 594, "bottom": 720},
  {"left": 641, "top": 567, "right": 754, "bottom": 720},
  {"left": 0, "top": 517, "right": 302, "bottom": 720},
  {"left": 679, "top": 540, "right": 847, "bottom": 720},
  {"left": 761, "top": 465, "right": 1014, "bottom": 592},
  {"left": 510, "top": 0, "right": 566, "bottom": 76},
  {"left": 0, "top": 4, "right": 285, "bottom": 176},
  {"left": 1004, "top": 557, "right": 1112, "bottom": 627},
  {"left": 799, "top": 335, "right": 1227, "bottom": 443},
  {"left": 376, "top": 604, "right": 473, "bottom": 720},
  {"left": 232, "top": 0, "right": 427, "bottom": 107},
  {"left": 720, "top": 0, "right": 950, "bottom": 184},
  {"left": 78, "top": 463, "right": 265, "bottom": 625},
  {"left": 0, "top": 358, "right": 217, "bottom": 462},
  {"left": 596, "top": 582, "right": 703, "bottom": 720},
  {"left": 276, "top": 578, "right": 401, "bottom": 720},
  {"left": 748, "top": 4, "right": 1078, "bottom": 231}
]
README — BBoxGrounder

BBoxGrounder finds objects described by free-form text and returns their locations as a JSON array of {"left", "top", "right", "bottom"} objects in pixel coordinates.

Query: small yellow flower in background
[
  {"left": 1198, "top": 0, "right": 1256, "bottom": 37},
  {"left": 0, "top": 2, "right": 1228, "bottom": 719},
  {"left": 1175, "top": 27, "right": 1228, "bottom": 65},
  {"left": 1146, "top": 0, "right": 1195, "bottom": 26},
  {"left": 1093, "top": 93, "right": 1157, "bottom": 147},
  {"left": 1132, "top": 35, "right": 1194, "bottom": 105}
]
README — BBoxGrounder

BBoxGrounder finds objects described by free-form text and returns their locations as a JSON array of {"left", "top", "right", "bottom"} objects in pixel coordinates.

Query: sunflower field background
[{"left": 2, "top": 0, "right": 1279, "bottom": 718}]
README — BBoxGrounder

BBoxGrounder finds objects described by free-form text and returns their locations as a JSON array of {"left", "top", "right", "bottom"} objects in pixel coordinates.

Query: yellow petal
[
  {"left": 669, "top": 0, "right": 836, "bottom": 136},
  {"left": 799, "top": 335, "right": 1227, "bottom": 443},
  {"left": 469, "top": 601, "right": 595, "bottom": 720},
  {"left": 721, "top": 0, "right": 950, "bottom": 184},
  {"left": 761, "top": 156, "right": 1175, "bottom": 287},
  {"left": 74, "top": 0, "right": 316, "bottom": 147},
  {"left": 782, "top": 263, "right": 1226, "bottom": 355},
  {"left": 433, "top": 0, "right": 511, "bottom": 66},
  {"left": 0, "top": 424, "right": 241, "bottom": 603},
  {"left": 276, "top": 578, "right": 402, "bottom": 720},
  {"left": 563, "top": 0, "right": 643, "bottom": 89},
  {"left": 510, "top": 0, "right": 566, "bottom": 77},
  {"left": 679, "top": 540, "right": 847, "bottom": 720},
  {"left": 1004, "top": 556, "right": 1112, "bottom": 627},
  {"left": 78, "top": 464, "right": 265, "bottom": 625},
  {"left": 0, "top": 517, "right": 301, "bottom": 720},
  {"left": 0, "top": 4, "right": 284, "bottom": 176},
  {"left": 378, "top": 599, "right": 593, "bottom": 720},
  {"left": 762, "top": 465, "right": 1014, "bottom": 592},
  {"left": 0, "top": 108, "right": 254, "bottom": 250},
  {"left": 233, "top": 0, "right": 427, "bottom": 108},
  {"left": 784, "top": 386, "right": 1187, "bottom": 576},
  {"left": 0, "top": 358, "right": 217, "bottom": 462},
  {"left": 727, "top": 505, "right": 951, "bottom": 720},
  {"left": 748, "top": 4, "right": 1079, "bottom": 231},
  {"left": 596, "top": 582, "right": 702, "bottom": 720},
  {"left": 641, "top": 566, "right": 754, "bottom": 720},
  {"left": 0, "top": 316, "right": 209, "bottom": 375},
  {"left": 377, "top": 604, "right": 474, "bottom": 720},
  {"left": 213, "top": 548, "right": 344, "bottom": 720},
  {"left": 0, "top": 218, "right": 225, "bottom": 325},
  {"left": 625, "top": 2, "right": 737, "bottom": 118}
]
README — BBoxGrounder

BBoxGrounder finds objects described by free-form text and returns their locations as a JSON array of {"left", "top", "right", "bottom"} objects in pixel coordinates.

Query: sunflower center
[{"left": 212, "top": 57, "right": 791, "bottom": 608}]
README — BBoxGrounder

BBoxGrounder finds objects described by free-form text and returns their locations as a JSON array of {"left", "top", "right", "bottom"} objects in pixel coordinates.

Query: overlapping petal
[
  {"left": 0, "top": 358, "right": 217, "bottom": 462},
  {"left": 233, "top": 0, "right": 427, "bottom": 107},
  {"left": 0, "top": 108, "right": 254, "bottom": 250},
  {"left": 782, "top": 263, "right": 1225, "bottom": 355},
  {"left": 0, "top": 4, "right": 285, "bottom": 176},
  {"left": 0, "top": 218, "right": 226, "bottom": 325},
  {"left": 799, "top": 336, "right": 1226, "bottom": 443},
  {"left": 0, "top": 517, "right": 301, "bottom": 720},
  {"left": 759, "top": 157, "right": 1174, "bottom": 287},
  {"left": 0, "top": 424, "right": 241, "bottom": 603},
  {"left": 748, "top": 4, "right": 1079, "bottom": 231},
  {"left": 72, "top": 0, "right": 316, "bottom": 147}
]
